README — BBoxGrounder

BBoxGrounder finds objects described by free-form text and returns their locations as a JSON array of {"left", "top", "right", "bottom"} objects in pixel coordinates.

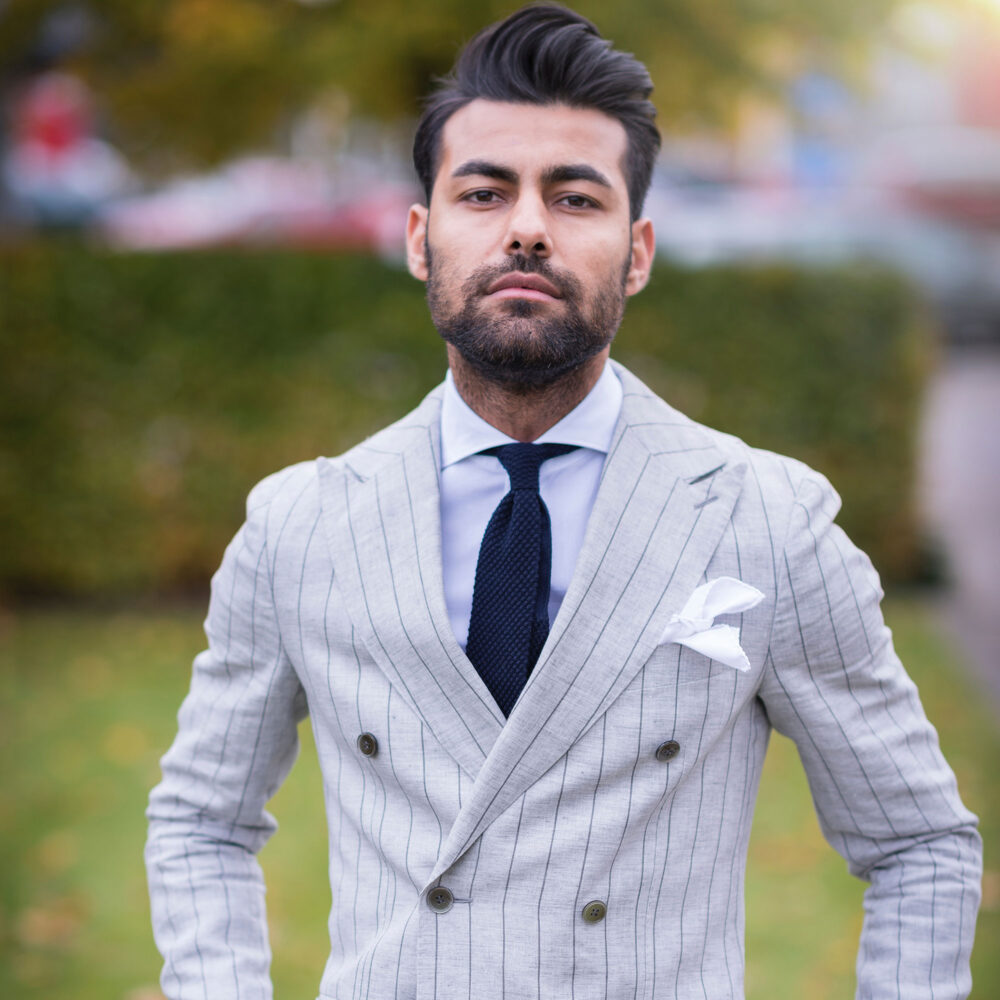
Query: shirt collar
[{"left": 440, "top": 361, "right": 623, "bottom": 469}]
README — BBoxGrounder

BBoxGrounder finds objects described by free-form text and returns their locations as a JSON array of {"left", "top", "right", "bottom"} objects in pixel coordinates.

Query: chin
[
  {"left": 499, "top": 298, "right": 546, "bottom": 319},
  {"left": 455, "top": 341, "right": 603, "bottom": 391}
]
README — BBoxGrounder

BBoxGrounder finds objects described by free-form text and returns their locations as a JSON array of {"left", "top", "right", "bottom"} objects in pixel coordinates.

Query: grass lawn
[{"left": 0, "top": 598, "right": 995, "bottom": 999}]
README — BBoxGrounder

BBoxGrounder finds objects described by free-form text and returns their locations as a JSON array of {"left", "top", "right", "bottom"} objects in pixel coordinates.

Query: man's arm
[
  {"left": 760, "top": 469, "right": 981, "bottom": 1000},
  {"left": 146, "top": 475, "right": 308, "bottom": 1000}
]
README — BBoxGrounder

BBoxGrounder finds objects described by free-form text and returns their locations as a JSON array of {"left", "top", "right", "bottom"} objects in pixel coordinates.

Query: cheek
[
  {"left": 576, "top": 250, "right": 630, "bottom": 295},
  {"left": 426, "top": 249, "right": 472, "bottom": 314},
  {"left": 562, "top": 225, "right": 631, "bottom": 273},
  {"left": 428, "top": 246, "right": 462, "bottom": 284},
  {"left": 428, "top": 209, "right": 500, "bottom": 255},
  {"left": 428, "top": 225, "right": 482, "bottom": 273}
]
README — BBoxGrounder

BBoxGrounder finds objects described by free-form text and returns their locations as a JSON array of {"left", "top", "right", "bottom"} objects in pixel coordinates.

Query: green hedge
[{"left": 0, "top": 245, "right": 930, "bottom": 597}]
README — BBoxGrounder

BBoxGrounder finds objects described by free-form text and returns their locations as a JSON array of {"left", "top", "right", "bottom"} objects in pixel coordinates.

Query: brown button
[
  {"left": 427, "top": 886, "right": 454, "bottom": 913},
  {"left": 655, "top": 739, "right": 680, "bottom": 762},
  {"left": 581, "top": 899, "right": 607, "bottom": 923},
  {"left": 357, "top": 732, "right": 378, "bottom": 757}
]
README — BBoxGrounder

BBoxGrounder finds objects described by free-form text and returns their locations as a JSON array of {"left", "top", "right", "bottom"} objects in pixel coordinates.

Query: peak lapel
[
  {"left": 430, "top": 368, "right": 747, "bottom": 877},
  {"left": 317, "top": 391, "right": 504, "bottom": 781}
]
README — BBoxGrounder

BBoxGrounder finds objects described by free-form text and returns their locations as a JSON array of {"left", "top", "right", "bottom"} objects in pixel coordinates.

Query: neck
[{"left": 447, "top": 347, "right": 609, "bottom": 442}]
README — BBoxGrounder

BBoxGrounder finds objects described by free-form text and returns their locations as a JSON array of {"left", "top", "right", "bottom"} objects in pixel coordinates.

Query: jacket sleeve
[
  {"left": 759, "top": 469, "right": 982, "bottom": 1000},
  {"left": 145, "top": 476, "right": 308, "bottom": 1000}
]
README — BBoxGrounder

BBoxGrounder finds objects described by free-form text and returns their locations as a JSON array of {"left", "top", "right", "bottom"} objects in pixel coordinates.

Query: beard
[{"left": 426, "top": 248, "right": 629, "bottom": 388}]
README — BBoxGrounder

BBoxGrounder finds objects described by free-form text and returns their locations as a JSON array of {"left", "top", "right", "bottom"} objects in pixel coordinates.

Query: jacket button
[
  {"left": 581, "top": 899, "right": 607, "bottom": 923},
  {"left": 426, "top": 886, "right": 454, "bottom": 913},
  {"left": 357, "top": 732, "right": 378, "bottom": 757},
  {"left": 655, "top": 739, "right": 680, "bottom": 762}
]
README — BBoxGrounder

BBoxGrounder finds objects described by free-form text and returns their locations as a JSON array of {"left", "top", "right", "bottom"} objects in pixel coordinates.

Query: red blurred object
[
  {"left": 13, "top": 73, "right": 92, "bottom": 160},
  {"left": 956, "top": 34, "right": 1000, "bottom": 132}
]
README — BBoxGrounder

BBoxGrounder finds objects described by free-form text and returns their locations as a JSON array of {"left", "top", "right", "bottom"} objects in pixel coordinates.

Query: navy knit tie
[{"left": 465, "top": 442, "right": 577, "bottom": 717}]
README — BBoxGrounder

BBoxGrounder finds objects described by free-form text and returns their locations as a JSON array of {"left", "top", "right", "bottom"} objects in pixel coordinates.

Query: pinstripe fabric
[{"left": 146, "top": 361, "right": 981, "bottom": 1000}]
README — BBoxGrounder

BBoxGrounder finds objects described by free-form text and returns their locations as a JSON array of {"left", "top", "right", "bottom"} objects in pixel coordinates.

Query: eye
[
  {"left": 558, "top": 193, "right": 596, "bottom": 210},
  {"left": 462, "top": 189, "right": 502, "bottom": 205}
]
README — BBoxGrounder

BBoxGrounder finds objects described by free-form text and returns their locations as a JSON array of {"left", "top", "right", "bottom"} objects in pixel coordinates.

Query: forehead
[{"left": 436, "top": 100, "right": 629, "bottom": 188}]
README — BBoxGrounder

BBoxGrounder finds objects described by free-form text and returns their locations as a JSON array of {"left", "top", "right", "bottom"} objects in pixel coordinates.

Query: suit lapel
[
  {"left": 430, "top": 365, "right": 747, "bottom": 877},
  {"left": 317, "top": 389, "right": 504, "bottom": 781}
]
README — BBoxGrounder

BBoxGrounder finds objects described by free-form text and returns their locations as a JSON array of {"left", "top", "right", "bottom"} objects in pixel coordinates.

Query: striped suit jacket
[{"left": 146, "top": 361, "right": 981, "bottom": 1000}]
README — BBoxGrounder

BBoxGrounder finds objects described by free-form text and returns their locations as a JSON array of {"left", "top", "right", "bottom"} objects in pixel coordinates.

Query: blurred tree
[{"left": 1, "top": 0, "right": 897, "bottom": 175}]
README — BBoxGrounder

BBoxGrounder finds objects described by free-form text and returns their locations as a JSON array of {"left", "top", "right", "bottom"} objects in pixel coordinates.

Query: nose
[{"left": 503, "top": 193, "right": 550, "bottom": 258}]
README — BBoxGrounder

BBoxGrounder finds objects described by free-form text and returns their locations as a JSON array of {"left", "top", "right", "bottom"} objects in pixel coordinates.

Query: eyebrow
[
  {"left": 451, "top": 160, "right": 518, "bottom": 184},
  {"left": 450, "top": 160, "right": 613, "bottom": 190},
  {"left": 542, "top": 164, "right": 612, "bottom": 189}
]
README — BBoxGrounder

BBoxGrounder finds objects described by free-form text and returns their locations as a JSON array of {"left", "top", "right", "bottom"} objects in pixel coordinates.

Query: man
[{"left": 146, "top": 5, "right": 981, "bottom": 999}]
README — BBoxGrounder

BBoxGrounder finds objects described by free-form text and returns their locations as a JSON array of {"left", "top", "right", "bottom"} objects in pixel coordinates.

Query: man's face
[{"left": 406, "top": 100, "right": 654, "bottom": 387}]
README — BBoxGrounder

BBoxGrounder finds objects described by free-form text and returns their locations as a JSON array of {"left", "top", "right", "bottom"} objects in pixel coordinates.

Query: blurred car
[
  {"left": 95, "top": 156, "right": 418, "bottom": 259},
  {"left": 646, "top": 133, "right": 1000, "bottom": 344}
]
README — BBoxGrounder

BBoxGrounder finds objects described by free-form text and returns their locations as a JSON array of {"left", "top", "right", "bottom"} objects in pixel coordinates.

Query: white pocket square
[{"left": 658, "top": 577, "right": 765, "bottom": 672}]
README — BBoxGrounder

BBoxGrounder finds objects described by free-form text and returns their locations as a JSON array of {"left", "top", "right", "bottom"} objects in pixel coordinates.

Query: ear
[
  {"left": 406, "top": 204, "right": 429, "bottom": 282},
  {"left": 624, "top": 218, "right": 655, "bottom": 296}
]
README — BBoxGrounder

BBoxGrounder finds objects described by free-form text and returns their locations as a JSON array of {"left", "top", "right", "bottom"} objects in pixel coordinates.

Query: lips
[{"left": 485, "top": 272, "right": 562, "bottom": 300}]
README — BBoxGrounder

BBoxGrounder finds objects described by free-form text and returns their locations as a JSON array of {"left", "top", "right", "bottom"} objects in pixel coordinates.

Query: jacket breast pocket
[{"left": 633, "top": 641, "right": 760, "bottom": 746}]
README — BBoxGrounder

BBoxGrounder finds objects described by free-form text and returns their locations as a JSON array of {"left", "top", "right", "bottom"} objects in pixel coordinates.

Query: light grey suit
[{"left": 146, "top": 362, "right": 981, "bottom": 1000}]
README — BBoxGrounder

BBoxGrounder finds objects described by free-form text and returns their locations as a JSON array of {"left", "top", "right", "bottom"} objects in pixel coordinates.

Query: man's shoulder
[
  {"left": 331, "top": 380, "right": 445, "bottom": 480},
  {"left": 241, "top": 380, "right": 446, "bottom": 525},
  {"left": 242, "top": 459, "right": 322, "bottom": 533}
]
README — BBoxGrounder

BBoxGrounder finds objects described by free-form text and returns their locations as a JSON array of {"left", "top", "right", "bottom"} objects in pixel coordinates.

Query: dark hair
[{"left": 412, "top": 3, "right": 660, "bottom": 221}]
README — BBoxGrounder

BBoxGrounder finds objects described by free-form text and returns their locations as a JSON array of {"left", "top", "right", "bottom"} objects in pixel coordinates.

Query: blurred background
[{"left": 1, "top": 0, "right": 998, "bottom": 997}]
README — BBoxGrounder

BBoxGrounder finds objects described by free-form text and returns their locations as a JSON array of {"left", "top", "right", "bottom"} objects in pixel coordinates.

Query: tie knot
[{"left": 488, "top": 442, "right": 578, "bottom": 492}]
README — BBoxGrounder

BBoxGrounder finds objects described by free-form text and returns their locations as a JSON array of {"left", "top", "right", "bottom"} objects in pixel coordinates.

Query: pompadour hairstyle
[{"left": 412, "top": 3, "right": 661, "bottom": 221}]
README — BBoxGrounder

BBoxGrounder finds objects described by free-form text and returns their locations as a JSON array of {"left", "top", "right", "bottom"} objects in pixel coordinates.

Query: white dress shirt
[{"left": 439, "top": 361, "right": 623, "bottom": 649}]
